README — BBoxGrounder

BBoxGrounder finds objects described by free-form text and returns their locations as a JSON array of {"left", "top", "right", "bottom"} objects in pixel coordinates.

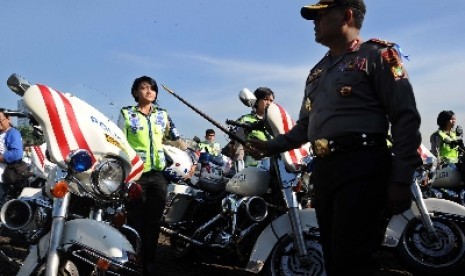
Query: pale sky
[{"left": 1, "top": 0, "right": 464, "bottom": 148}]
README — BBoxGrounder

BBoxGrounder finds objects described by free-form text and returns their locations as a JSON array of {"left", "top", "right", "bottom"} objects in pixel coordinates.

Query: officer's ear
[{"left": 341, "top": 7, "right": 354, "bottom": 26}]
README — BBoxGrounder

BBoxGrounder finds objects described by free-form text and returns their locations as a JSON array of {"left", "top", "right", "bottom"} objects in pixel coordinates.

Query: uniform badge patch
[
  {"left": 391, "top": 66, "right": 404, "bottom": 78},
  {"left": 381, "top": 48, "right": 406, "bottom": 79},
  {"left": 381, "top": 48, "right": 401, "bottom": 65}
]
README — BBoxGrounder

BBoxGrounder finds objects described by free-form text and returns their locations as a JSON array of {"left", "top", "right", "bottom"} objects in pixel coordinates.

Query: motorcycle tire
[
  {"left": 264, "top": 232, "right": 326, "bottom": 276},
  {"left": 397, "top": 217, "right": 465, "bottom": 275}
]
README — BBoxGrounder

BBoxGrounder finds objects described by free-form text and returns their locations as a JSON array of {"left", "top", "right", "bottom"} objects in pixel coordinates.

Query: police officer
[
  {"left": 118, "top": 76, "right": 183, "bottom": 275},
  {"left": 249, "top": 1, "right": 422, "bottom": 275},
  {"left": 231, "top": 87, "right": 274, "bottom": 169},
  {"left": 430, "top": 110, "right": 460, "bottom": 164},
  {"left": 197, "top": 129, "right": 221, "bottom": 156}
]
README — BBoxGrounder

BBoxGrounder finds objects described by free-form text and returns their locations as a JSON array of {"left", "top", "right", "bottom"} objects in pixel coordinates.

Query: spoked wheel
[
  {"left": 265, "top": 232, "right": 326, "bottom": 276},
  {"left": 397, "top": 218, "right": 465, "bottom": 275}
]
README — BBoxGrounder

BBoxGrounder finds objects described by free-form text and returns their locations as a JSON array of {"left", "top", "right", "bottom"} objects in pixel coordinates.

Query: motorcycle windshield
[
  {"left": 23, "top": 84, "right": 143, "bottom": 182},
  {"left": 265, "top": 103, "right": 311, "bottom": 172}
]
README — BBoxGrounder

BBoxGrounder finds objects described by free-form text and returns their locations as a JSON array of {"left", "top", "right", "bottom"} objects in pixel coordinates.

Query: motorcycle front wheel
[
  {"left": 397, "top": 218, "right": 465, "bottom": 275},
  {"left": 264, "top": 232, "right": 326, "bottom": 276}
]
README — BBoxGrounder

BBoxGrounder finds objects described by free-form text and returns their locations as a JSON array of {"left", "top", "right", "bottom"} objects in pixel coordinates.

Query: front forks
[
  {"left": 411, "top": 175, "right": 439, "bottom": 242},
  {"left": 45, "top": 193, "right": 70, "bottom": 276},
  {"left": 275, "top": 158, "right": 309, "bottom": 263}
]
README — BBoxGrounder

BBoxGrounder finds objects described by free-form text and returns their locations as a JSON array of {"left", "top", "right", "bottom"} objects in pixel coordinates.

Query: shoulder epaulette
[{"left": 367, "top": 38, "right": 395, "bottom": 47}]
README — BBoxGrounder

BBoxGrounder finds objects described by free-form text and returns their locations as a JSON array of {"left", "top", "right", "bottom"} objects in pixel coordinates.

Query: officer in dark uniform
[{"left": 249, "top": 1, "right": 422, "bottom": 275}]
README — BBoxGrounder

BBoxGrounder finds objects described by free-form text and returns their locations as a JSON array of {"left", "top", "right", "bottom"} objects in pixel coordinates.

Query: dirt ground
[{"left": 0, "top": 232, "right": 416, "bottom": 276}]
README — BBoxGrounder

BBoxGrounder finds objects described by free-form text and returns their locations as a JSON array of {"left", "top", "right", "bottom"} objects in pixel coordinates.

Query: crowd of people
[{"left": 0, "top": 1, "right": 464, "bottom": 275}]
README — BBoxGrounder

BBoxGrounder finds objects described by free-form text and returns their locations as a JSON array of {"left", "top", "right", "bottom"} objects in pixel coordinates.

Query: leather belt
[{"left": 312, "top": 133, "right": 387, "bottom": 157}]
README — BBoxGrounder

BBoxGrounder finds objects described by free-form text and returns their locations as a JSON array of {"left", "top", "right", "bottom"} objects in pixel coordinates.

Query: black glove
[
  {"left": 386, "top": 182, "right": 412, "bottom": 216},
  {"left": 247, "top": 139, "right": 272, "bottom": 159}
]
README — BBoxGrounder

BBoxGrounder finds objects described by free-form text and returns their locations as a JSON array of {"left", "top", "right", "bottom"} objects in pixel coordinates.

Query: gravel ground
[{"left": 0, "top": 232, "right": 416, "bottom": 276}]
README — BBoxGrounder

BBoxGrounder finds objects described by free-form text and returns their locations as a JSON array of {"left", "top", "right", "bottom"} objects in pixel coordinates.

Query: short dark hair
[
  {"left": 254, "top": 87, "right": 274, "bottom": 101},
  {"left": 206, "top": 129, "right": 215, "bottom": 136},
  {"left": 0, "top": 108, "right": 10, "bottom": 118},
  {"left": 437, "top": 110, "right": 455, "bottom": 129},
  {"left": 131, "top": 76, "right": 158, "bottom": 103}
]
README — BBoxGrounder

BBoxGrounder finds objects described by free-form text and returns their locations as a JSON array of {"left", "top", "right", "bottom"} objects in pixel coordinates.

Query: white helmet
[
  {"left": 238, "top": 88, "right": 256, "bottom": 108},
  {"left": 163, "top": 145, "right": 194, "bottom": 183}
]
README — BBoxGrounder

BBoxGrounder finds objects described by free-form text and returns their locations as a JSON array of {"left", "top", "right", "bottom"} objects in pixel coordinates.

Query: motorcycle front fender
[
  {"left": 17, "top": 219, "right": 136, "bottom": 276},
  {"left": 62, "top": 219, "right": 135, "bottom": 256},
  {"left": 245, "top": 208, "right": 318, "bottom": 274},
  {"left": 383, "top": 198, "right": 465, "bottom": 247}
]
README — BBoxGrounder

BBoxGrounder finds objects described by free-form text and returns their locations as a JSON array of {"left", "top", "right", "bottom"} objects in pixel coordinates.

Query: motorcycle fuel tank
[{"left": 226, "top": 167, "right": 270, "bottom": 196}]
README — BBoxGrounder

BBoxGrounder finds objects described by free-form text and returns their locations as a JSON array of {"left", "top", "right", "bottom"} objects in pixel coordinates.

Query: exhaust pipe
[{"left": 1, "top": 199, "right": 36, "bottom": 230}]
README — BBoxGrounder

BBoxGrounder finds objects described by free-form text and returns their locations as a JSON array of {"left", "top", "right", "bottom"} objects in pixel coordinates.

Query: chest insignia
[
  {"left": 305, "top": 98, "right": 312, "bottom": 112},
  {"left": 339, "top": 86, "right": 352, "bottom": 96},
  {"left": 307, "top": 69, "right": 323, "bottom": 84},
  {"left": 338, "top": 57, "right": 366, "bottom": 71}
]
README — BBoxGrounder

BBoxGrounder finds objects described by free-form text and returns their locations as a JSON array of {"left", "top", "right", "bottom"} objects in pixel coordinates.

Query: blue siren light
[{"left": 70, "top": 149, "right": 93, "bottom": 172}]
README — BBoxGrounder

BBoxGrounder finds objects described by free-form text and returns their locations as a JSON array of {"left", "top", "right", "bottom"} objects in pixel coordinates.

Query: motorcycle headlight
[{"left": 91, "top": 158, "right": 125, "bottom": 197}]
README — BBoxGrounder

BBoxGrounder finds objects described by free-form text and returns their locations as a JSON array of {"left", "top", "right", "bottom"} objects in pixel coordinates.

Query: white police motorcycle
[{"left": 1, "top": 74, "right": 145, "bottom": 275}]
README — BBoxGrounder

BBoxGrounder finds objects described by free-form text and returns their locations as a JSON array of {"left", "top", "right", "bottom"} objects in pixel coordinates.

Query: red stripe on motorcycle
[
  {"left": 276, "top": 104, "right": 299, "bottom": 165},
  {"left": 56, "top": 91, "right": 96, "bottom": 164},
  {"left": 38, "top": 85, "right": 71, "bottom": 160},
  {"left": 126, "top": 155, "right": 144, "bottom": 182},
  {"left": 32, "top": 145, "right": 45, "bottom": 168}
]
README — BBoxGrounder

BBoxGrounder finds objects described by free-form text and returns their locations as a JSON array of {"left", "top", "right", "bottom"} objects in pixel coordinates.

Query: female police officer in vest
[
  {"left": 118, "top": 76, "right": 183, "bottom": 275},
  {"left": 430, "top": 110, "right": 460, "bottom": 164},
  {"left": 231, "top": 87, "right": 275, "bottom": 169}
]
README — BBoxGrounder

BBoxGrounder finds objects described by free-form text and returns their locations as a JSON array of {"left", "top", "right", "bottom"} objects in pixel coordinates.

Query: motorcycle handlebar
[{"left": 225, "top": 119, "right": 265, "bottom": 131}]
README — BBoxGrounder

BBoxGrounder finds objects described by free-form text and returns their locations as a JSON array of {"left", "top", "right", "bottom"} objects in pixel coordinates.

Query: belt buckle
[{"left": 314, "top": 138, "right": 330, "bottom": 157}]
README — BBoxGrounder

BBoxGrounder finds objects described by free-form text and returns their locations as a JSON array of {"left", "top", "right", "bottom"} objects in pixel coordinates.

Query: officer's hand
[
  {"left": 386, "top": 182, "right": 412, "bottom": 216},
  {"left": 246, "top": 139, "right": 271, "bottom": 159}
]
